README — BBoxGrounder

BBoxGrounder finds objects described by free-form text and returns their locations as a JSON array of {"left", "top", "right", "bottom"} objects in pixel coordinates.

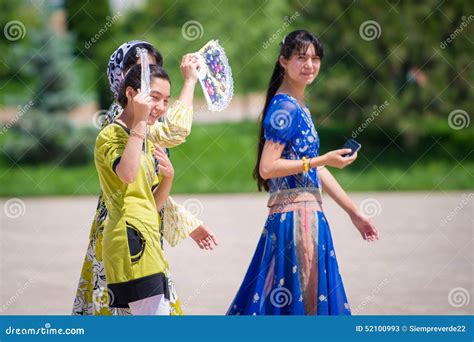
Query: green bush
[
  {"left": 0, "top": 120, "right": 472, "bottom": 197},
  {"left": 2, "top": 111, "right": 96, "bottom": 165}
]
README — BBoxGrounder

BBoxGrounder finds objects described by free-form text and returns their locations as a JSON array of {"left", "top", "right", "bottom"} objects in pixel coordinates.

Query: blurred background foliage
[{"left": 0, "top": 0, "right": 472, "bottom": 195}]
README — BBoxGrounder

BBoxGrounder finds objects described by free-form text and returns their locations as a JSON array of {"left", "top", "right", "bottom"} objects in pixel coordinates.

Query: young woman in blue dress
[{"left": 227, "top": 29, "right": 379, "bottom": 315}]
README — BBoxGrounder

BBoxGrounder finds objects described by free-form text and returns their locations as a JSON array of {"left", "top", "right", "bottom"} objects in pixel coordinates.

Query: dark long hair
[
  {"left": 253, "top": 29, "right": 324, "bottom": 192},
  {"left": 123, "top": 42, "right": 164, "bottom": 72},
  {"left": 117, "top": 64, "right": 171, "bottom": 108}
]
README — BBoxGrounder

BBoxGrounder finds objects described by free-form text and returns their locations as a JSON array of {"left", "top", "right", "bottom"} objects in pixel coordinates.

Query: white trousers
[{"left": 128, "top": 294, "right": 170, "bottom": 315}]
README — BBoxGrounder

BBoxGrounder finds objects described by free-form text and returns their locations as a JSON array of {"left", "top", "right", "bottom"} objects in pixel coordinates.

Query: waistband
[{"left": 267, "top": 187, "right": 323, "bottom": 214}]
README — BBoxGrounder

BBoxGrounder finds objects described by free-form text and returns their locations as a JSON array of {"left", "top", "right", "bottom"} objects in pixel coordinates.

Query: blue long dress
[{"left": 227, "top": 93, "right": 351, "bottom": 315}]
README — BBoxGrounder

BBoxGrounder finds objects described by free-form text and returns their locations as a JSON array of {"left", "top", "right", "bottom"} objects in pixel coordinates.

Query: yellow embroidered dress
[
  {"left": 96, "top": 122, "right": 170, "bottom": 307},
  {"left": 73, "top": 101, "right": 201, "bottom": 315}
]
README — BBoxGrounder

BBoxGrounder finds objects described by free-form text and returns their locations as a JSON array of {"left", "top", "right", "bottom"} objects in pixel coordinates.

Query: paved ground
[{"left": 0, "top": 192, "right": 472, "bottom": 315}]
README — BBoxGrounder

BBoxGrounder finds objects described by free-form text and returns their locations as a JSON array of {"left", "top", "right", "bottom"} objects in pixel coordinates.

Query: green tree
[
  {"left": 297, "top": 0, "right": 473, "bottom": 146},
  {"left": 3, "top": 6, "right": 92, "bottom": 166},
  {"left": 64, "top": 0, "right": 118, "bottom": 109}
]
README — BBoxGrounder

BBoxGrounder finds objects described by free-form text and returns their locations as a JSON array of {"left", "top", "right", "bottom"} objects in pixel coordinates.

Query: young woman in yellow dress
[
  {"left": 73, "top": 41, "right": 218, "bottom": 316},
  {"left": 96, "top": 63, "right": 179, "bottom": 314}
]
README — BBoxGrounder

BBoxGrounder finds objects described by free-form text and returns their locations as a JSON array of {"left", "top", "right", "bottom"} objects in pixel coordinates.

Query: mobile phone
[{"left": 341, "top": 138, "right": 361, "bottom": 157}]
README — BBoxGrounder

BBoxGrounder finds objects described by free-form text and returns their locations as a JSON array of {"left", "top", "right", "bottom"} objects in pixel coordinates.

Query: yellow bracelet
[
  {"left": 302, "top": 156, "right": 309, "bottom": 173},
  {"left": 130, "top": 129, "right": 145, "bottom": 140}
]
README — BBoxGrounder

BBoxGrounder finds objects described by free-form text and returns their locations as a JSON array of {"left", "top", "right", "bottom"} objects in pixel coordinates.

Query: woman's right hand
[
  {"left": 322, "top": 149, "right": 357, "bottom": 169},
  {"left": 128, "top": 89, "right": 152, "bottom": 123}
]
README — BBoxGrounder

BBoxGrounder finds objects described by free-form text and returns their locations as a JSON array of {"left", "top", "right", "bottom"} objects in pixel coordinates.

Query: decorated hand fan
[
  {"left": 136, "top": 47, "right": 151, "bottom": 152},
  {"left": 195, "top": 40, "right": 234, "bottom": 112}
]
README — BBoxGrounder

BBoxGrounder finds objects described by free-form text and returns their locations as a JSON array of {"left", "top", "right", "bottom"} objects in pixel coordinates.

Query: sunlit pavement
[{"left": 0, "top": 192, "right": 472, "bottom": 315}]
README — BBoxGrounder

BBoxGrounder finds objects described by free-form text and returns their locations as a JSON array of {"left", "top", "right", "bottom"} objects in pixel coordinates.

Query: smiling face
[
  {"left": 146, "top": 77, "right": 171, "bottom": 125},
  {"left": 125, "top": 76, "right": 171, "bottom": 126},
  {"left": 279, "top": 43, "right": 321, "bottom": 86},
  {"left": 133, "top": 54, "right": 170, "bottom": 125}
]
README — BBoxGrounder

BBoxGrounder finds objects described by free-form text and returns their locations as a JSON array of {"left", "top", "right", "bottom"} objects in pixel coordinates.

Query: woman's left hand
[
  {"left": 154, "top": 144, "right": 174, "bottom": 179},
  {"left": 350, "top": 212, "right": 379, "bottom": 242},
  {"left": 189, "top": 225, "right": 218, "bottom": 250},
  {"left": 180, "top": 53, "right": 200, "bottom": 84}
]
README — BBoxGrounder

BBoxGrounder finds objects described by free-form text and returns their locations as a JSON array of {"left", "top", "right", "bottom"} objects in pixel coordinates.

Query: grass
[
  {"left": 170, "top": 121, "right": 258, "bottom": 193},
  {"left": 0, "top": 121, "right": 472, "bottom": 197},
  {"left": 0, "top": 163, "right": 98, "bottom": 197},
  {"left": 331, "top": 160, "right": 474, "bottom": 192}
]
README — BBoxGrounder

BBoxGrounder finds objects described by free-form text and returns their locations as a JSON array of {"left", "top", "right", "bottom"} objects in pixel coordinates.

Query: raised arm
[
  {"left": 115, "top": 91, "right": 151, "bottom": 184},
  {"left": 177, "top": 54, "right": 200, "bottom": 107},
  {"left": 148, "top": 54, "right": 200, "bottom": 148}
]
